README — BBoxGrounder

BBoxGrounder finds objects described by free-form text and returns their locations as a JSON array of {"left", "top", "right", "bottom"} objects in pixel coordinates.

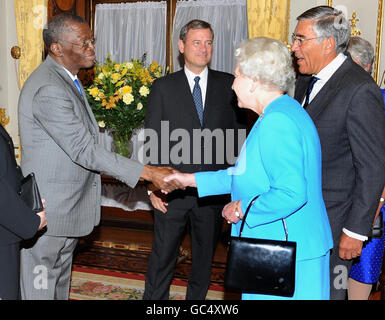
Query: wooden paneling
[
  {"left": 48, "top": 0, "right": 89, "bottom": 21},
  {"left": 49, "top": 0, "right": 76, "bottom": 18}
]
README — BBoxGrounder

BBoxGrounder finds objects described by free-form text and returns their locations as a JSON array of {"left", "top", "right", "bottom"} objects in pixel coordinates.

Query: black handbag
[
  {"left": 372, "top": 211, "right": 383, "bottom": 238},
  {"left": 224, "top": 195, "right": 297, "bottom": 297},
  {"left": 18, "top": 172, "right": 44, "bottom": 213}
]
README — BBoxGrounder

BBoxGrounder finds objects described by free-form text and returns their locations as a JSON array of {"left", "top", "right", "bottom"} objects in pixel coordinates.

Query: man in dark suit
[
  {"left": 292, "top": 6, "right": 385, "bottom": 300},
  {"left": 143, "top": 19, "right": 246, "bottom": 300},
  {"left": 0, "top": 124, "right": 46, "bottom": 299}
]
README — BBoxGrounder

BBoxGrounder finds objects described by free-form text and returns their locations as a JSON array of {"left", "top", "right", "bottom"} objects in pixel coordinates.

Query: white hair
[
  {"left": 235, "top": 37, "right": 295, "bottom": 93},
  {"left": 347, "top": 36, "right": 375, "bottom": 74}
]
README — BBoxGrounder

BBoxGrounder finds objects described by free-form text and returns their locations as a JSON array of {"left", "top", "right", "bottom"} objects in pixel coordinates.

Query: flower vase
[{"left": 112, "top": 132, "right": 133, "bottom": 158}]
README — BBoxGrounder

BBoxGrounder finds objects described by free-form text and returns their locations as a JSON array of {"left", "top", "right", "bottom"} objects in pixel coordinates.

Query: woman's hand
[
  {"left": 163, "top": 172, "right": 197, "bottom": 192},
  {"left": 36, "top": 199, "right": 47, "bottom": 231},
  {"left": 222, "top": 200, "right": 243, "bottom": 224}
]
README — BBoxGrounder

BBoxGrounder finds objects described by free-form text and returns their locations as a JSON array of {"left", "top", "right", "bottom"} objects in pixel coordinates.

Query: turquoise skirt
[{"left": 242, "top": 251, "right": 330, "bottom": 300}]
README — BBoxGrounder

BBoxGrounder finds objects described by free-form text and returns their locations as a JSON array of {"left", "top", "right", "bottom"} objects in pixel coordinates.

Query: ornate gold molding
[
  {"left": 350, "top": 12, "right": 362, "bottom": 36},
  {"left": 375, "top": 0, "right": 384, "bottom": 84},
  {"left": 90, "top": 0, "right": 94, "bottom": 31},
  {"left": 0, "top": 108, "right": 10, "bottom": 127}
]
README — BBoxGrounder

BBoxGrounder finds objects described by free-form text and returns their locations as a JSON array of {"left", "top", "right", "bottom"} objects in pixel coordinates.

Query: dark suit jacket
[
  {"left": 0, "top": 124, "right": 40, "bottom": 245},
  {"left": 294, "top": 55, "right": 385, "bottom": 240},
  {"left": 145, "top": 68, "right": 246, "bottom": 175}
]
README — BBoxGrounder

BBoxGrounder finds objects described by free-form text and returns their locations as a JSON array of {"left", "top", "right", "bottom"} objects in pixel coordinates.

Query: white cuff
[
  {"left": 342, "top": 228, "right": 368, "bottom": 241},
  {"left": 147, "top": 190, "right": 152, "bottom": 196}
]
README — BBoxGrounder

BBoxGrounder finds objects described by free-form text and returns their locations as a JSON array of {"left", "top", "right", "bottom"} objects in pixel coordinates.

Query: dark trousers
[
  {"left": 326, "top": 201, "right": 354, "bottom": 300},
  {"left": 143, "top": 193, "right": 224, "bottom": 300},
  {"left": 329, "top": 243, "right": 353, "bottom": 300},
  {"left": 0, "top": 243, "right": 21, "bottom": 300}
]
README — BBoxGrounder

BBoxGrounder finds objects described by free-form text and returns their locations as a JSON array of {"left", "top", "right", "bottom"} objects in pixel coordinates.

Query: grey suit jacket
[
  {"left": 294, "top": 55, "right": 385, "bottom": 241},
  {"left": 18, "top": 55, "right": 144, "bottom": 237}
]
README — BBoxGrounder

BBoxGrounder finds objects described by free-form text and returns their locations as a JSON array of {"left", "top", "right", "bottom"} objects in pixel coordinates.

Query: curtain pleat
[
  {"left": 246, "top": 0, "right": 290, "bottom": 43},
  {"left": 172, "top": 0, "right": 248, "bottom": 74},
  {"left": 94, "top": 2, "right": 167, "bottom": 67},
  {"left": 14, "top": 0, "right": 47, "bottom": 89}
]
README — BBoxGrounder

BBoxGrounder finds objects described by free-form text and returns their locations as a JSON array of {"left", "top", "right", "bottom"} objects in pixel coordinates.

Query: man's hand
[
  {"left": 149, "top": 190, "right": 168, "bottom": 213},
  {"left": 339, "top": 232, "right": 363, "bottom": 260},
  {"left": 36, "top": 199, "right": 47, "bottom": 231},
  {"left": 141, "top": 165, "right": 184, "bottom": 193}
]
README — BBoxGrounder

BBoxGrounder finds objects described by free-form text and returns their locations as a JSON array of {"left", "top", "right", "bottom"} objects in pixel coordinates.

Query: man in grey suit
[
  {"left": 18, "top": 13, "right": 181, "bottom": 300},
  {"left": 292, "top": 6, "right": 385, "bottom": 299}
]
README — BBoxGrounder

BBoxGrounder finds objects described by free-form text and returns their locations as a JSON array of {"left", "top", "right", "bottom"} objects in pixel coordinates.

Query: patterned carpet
[{"left": 70, "top": 239, "right": 240, "bottom": 300}]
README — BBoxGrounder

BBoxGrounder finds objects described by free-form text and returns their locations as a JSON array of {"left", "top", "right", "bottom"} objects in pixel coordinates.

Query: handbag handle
[{"left": 238, "top": 195, "right": 289, "bottom": 241}]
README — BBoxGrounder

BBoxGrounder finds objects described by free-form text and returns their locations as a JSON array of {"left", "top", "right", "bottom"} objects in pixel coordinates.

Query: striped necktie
[{"left": 74, "top": 78, "right": 82, "bottom": 95}]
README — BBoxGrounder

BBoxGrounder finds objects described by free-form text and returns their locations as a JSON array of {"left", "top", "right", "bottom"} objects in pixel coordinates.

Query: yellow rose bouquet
[{"left": 85, "top": 54, "right": 164, "bottom": 156}]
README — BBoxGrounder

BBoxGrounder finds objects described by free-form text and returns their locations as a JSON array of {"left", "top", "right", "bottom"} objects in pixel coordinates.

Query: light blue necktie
[
  {"left": 192, "top": 76, "right": 204, "bottom": 125},
  {"left": 74, "top": 78, "right": 82, "bottom": 95}
]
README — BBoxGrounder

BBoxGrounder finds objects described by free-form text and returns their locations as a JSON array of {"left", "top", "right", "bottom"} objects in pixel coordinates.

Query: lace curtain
[
  {"left": 94, "top": 2, "right": 167, "bottom": 67},
  {"left": 172, "top": 0, "right": 248, "bottom": 74}
]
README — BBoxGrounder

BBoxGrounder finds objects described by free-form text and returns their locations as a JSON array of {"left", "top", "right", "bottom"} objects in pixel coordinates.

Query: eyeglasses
[
  {"left": 291, "top": 34, "right": 323, "bottom": 46},
  {"left": 59, "top": 38, "right": 96, "bottom": 49}
]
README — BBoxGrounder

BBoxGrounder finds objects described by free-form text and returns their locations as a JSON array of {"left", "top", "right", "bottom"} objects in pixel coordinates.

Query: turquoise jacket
[{"left": 195, "top": 95, "right": 333, "bottom": 261}]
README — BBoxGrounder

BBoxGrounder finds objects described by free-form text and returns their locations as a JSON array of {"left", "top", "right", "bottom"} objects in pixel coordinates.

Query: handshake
[
  {"left": 142, "top": 165, "right": 196, "bottom": 214},
  {"left": 141, "top": 165, "right": 196, "bottom": 193},
  {"left": 142, "top": 165, "right": 243, "bottom": 223}
]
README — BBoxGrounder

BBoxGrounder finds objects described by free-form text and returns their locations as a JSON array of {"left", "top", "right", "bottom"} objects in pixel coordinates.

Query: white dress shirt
[
  {"left": 304, "top": 53, "right": 368, "bottom": 242},
  {"left": 303, "top": 53, "right": 347, "bottom": 106},
  {"left": 62, "top": 66, "right": 80, "bottom": 83},
  {"left": 184, "top": 66, "right": 208, "bottom": 108}
]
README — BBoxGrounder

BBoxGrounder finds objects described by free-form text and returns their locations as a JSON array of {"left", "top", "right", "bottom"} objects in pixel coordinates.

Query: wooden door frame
[{"left": 48, "top": 0, "right": 177, "bottom": 68}]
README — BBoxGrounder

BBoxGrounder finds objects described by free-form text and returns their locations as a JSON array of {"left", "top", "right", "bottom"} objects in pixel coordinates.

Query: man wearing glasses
[
  {"left": 18, "top": 13, "right": 182, "bottom": 300},
  {"left": 292, "top": 6, "right": 385, "bottom": 300}
]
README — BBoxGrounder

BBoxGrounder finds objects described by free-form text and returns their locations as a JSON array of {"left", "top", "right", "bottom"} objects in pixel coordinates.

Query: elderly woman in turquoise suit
[{"left": 165, "top": 37, "right": 333, "bottom": 300}]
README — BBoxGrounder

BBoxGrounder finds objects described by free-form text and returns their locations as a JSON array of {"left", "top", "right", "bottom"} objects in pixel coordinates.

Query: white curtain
[
  {"left": 94, "top": 2, "right": 167, "bottom": 66},
  {"left": 172, "top": 0, "right": 248, "bottom": 74}
]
